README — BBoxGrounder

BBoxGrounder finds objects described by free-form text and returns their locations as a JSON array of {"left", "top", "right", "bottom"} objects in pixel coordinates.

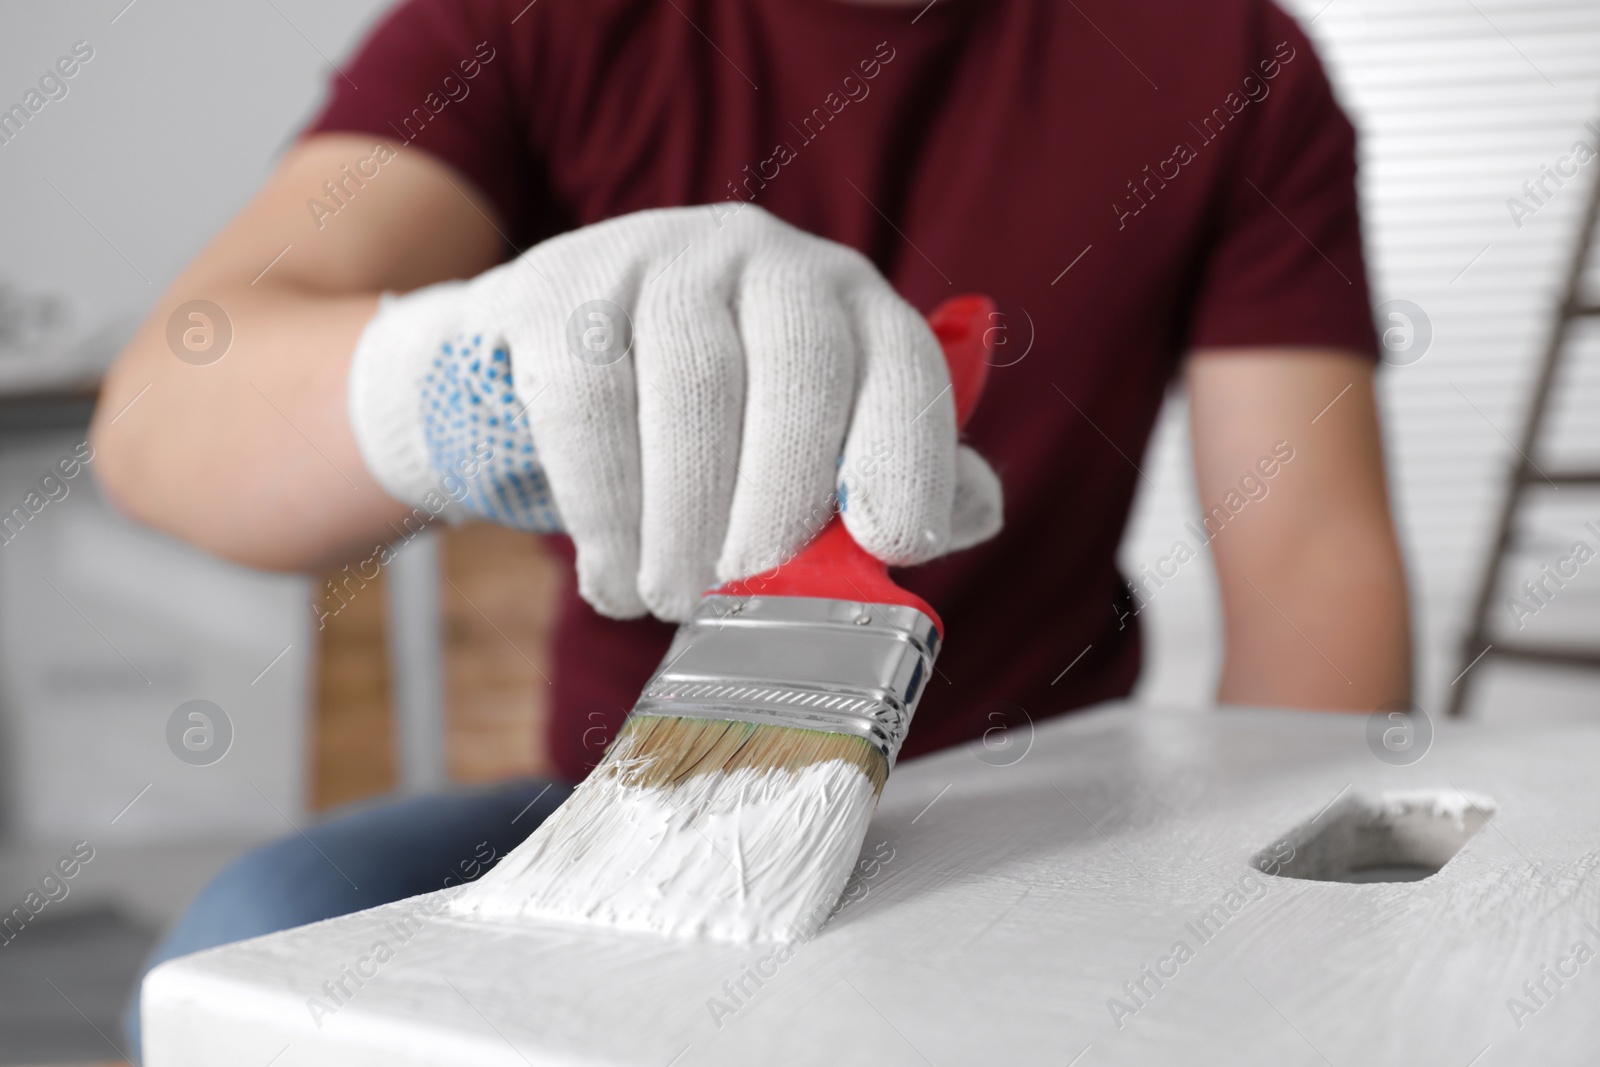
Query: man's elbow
[
  {"left": 89, "top": 399, "right": 168, "bottom": 538},
  {"left": 88, "top": 408, "right": 306, "bottom": 575}
]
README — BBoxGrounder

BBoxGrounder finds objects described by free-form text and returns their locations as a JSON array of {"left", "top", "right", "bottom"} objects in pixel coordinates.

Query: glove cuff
[{"left": 349, "top": 281, "right": 470, "bottom": 516}]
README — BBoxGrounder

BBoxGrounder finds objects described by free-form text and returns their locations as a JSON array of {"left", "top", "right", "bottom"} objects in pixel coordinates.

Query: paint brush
[{"left": 452, "top": 295, "right": 994, "bottom": 943}]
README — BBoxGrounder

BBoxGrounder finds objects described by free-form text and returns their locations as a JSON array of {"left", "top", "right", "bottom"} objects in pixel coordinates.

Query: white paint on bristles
[{"left": 452, "top": 757, "right": 880, "bottom": 943}]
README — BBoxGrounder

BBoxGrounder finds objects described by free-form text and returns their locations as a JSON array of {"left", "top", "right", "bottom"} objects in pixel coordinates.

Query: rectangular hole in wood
[{"left": 1254, "top": 790, "right": 1496, "bottom": 884}]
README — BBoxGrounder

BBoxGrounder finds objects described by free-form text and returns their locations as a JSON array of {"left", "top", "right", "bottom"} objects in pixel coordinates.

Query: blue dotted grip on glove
[{"left": 420, "top": 332, "right": 561, "bottom": 531}]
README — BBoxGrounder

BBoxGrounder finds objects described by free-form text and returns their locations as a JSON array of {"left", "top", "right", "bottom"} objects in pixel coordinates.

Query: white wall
[
  {"left": 0, "top": 1, "right": 392, "bottom": 390},
  {"left": 1125, "top": 0, "right": 1600, "bottom": 717},
  {"left": 0, "top": 1, "right": 396, "bottom": 870}
]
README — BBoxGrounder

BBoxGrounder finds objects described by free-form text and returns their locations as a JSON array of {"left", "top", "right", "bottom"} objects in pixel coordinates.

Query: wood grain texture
[
  {"left": 438, "top": 524, "right": 560, "bottom": 784},
  {"left": 307, "top": 556, "right": 396, "bottom": 809},
  {"left": 309, "top": 524, "right": 560, "bottom": 810},
  {"left": 144, "top": 705, "right": 1600, "bottom": 1066}
]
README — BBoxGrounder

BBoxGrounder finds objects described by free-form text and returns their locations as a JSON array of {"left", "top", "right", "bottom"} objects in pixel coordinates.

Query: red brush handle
[{"left": 714, "top": 295, "right": 995, "bottom": 635}]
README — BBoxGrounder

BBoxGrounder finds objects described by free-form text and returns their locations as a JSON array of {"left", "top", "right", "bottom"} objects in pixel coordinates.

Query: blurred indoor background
[{"left": 0, "top": 0, "right": 1597, "bottom": 1062}]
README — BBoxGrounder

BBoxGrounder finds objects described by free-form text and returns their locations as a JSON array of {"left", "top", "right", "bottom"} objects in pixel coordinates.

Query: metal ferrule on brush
[{"left": 631, "top": 594, "right": 941, "bottom": 767}]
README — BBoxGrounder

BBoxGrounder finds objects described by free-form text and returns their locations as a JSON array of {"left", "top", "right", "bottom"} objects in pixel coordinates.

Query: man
[{"left": 94, "top": 0, "right": 1410, "bottom": 1056}]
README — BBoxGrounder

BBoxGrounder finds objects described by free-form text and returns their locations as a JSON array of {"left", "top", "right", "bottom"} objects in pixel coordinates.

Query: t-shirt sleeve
[
  {"left": 1186, "top": 5, "right": 1378, "bottom": 358},
  {"left": 304, "top": 0, "right": 537, "bottom": 243}
]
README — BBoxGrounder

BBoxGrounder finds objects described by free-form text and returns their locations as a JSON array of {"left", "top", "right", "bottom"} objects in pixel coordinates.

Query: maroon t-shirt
[{"left": 309, "top": 0, "right": 1378, "bottom": 781}]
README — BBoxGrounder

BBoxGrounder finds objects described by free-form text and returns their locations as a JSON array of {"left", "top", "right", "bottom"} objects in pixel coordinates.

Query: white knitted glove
[{"left": 349, "top": 205, "right": 1002, "bottom": 621}]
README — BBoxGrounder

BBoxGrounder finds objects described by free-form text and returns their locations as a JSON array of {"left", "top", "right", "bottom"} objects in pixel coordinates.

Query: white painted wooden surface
[{"left": 144, "top": 703, "right": 1600, "bottom": 1066}]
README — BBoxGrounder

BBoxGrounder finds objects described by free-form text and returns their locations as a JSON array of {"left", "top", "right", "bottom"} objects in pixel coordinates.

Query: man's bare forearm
[
  {"left": 90, "top": 136, "right": 502, "bottom": 571},
  {"left": 92, "top": 283, "right": 397, "bottom": 571},
  {"left": 1190, "top": 350, "right": 1413, "bottom": 712},
  {"left": 1213, "top": 515, "right": 1412, "bottom": 710}
]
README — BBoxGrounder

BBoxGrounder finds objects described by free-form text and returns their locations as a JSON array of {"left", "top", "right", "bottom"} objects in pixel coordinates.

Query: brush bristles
[
  {"left": 451, "top": 715, "right": 890, "bottom": 943},
  {"left": 602, "top": 715, "right": 889, "bottom": 795}
]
